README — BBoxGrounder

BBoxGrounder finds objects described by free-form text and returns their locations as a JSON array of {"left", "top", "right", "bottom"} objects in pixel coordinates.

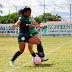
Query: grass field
[{"left": 0, "top": 36, "right": 72, "bottom": 72}]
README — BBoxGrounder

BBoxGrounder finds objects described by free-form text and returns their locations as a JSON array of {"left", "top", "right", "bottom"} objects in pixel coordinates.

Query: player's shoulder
[
  {"left": 19, "top": 15, "right": 24, "bottom": 18},
  {"left": 18, "top": 15, "right": 24, "bottom": 20}
]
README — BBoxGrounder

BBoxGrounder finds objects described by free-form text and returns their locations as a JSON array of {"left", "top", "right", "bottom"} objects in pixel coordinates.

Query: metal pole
[
  {"left": 9, "top": 10, "right": 10, "bottom": 14},
  {"left": 70, "top": 4, "right": 71, "bottom": 21},
  {"left": 44, "top": 0, "right": 45, "bottom": 22}
]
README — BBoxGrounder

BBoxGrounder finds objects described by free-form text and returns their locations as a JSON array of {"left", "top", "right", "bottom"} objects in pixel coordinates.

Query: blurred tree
[
  {"left": 0, "top": 13, "right": 19, "bottom": 24},
  {"left": 34, "top": 17, "right": 42, "bottom": 23},
  {"left": 34, "top": 13, "right": 62, "bottom": 23},
  {"left": 0, "top": 12, "right": 62, "bottom": 24}
]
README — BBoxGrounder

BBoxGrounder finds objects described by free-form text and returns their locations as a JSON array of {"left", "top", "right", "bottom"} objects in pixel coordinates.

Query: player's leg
[
  {"left": 28, "top": 36, "right": 41, "bottom": 44},
  {"left": 28, "top": 36, "right": 44, "bottom": 54},
  {"left": 34, "top": 34, "right": 44, "bottom": 54},
  {"left": 9, "top": 41, "right": 26, "bottom": 66},
  {"left": 28, "top": 36, "right": 47, "bottom": 59},
  {"left": 28, "top": 43, "right": 36, "bottom": 57},
  {"left": 34, "top": 34, "right": 48, "bottom": 61},
  {"left": 32, "top": 32, "right": 44, "bottom": 55}
]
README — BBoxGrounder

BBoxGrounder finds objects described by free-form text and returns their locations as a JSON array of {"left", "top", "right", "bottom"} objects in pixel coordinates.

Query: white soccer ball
[{"left": 32, "top": 56, "right": 41, "bottom": 65}]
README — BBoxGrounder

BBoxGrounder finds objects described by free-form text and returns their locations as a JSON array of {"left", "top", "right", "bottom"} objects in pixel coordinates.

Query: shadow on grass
[
  {"left": 38, "top": 63, "right": 54, "bottom": 67},
  {"left": 25, "top": 63, "right": 54, "bottom": 67}
]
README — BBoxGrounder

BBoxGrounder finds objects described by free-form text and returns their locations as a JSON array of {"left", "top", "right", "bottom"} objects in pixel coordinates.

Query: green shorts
[
  {"left": 18, "top": 32, "right": 32, "bottom": 43},
  {"left": 31, "top": 31, "right": 40, "bottom": 36}
]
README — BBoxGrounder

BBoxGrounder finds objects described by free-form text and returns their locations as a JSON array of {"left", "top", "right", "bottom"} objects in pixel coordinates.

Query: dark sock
[
  {"left": 11, "top": 51, "right": 22, "bottom": 62},
  {"left": 31, "top": 52, "right": 36, "bottom": 57},
  {"left": 37, "top": 44, "right": 44, "bottom": 53},
  {"left": 37, "top": 44, "right": 45, "bottom": 57}
]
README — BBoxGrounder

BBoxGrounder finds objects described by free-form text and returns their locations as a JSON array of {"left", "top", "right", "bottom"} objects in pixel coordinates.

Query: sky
[{"left": 0, "top": 0, "right": 72, "bottom": 21}]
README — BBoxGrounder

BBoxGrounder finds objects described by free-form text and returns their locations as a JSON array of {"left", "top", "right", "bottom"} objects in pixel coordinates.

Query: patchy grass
[{"left": 0, "top": 36, "right": 72, "bottom": 72}]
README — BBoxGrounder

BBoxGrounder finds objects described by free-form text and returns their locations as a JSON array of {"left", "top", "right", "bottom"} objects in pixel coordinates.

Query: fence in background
[
  {"left": 41, "top": 21, "right": 72, "bottom": 37},
  {"left": 0, "top": 21, "right": 72, "bottom": 37}
]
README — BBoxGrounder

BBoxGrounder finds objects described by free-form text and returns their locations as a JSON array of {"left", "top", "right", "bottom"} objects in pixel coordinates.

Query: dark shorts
[{"left": 18, "top": 32, "right": 32, "bottom": 43}]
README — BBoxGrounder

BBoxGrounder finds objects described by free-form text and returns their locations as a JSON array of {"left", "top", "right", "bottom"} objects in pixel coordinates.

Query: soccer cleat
[
  {"left": 41, "top": 57, "right": 48, "bottom": 62},
  {"left": 36, "top": 52, "right": 44, "bottom": 57},
  {"left": 36, "top": 53, "right": 48, "bottom": 62},
  {"left": 9, "top": 61, "right": 14, "bottom": 67}
]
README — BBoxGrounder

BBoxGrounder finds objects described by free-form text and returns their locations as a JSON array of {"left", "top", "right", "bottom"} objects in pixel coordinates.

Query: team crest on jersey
[
  {"left": 30, "top": 34, "right": 33, "bottom": 36},
  {"left": 21, "top": 37, "right": 25, "bottom": 41}
]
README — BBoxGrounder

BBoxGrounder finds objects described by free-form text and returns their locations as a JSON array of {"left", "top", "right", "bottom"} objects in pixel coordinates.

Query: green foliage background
[
  {"left": 0, "top": 13, "right": 62, "bottom": 24},
  {"left": 0, "top": 13, "right": 19, "bottom": 24}
]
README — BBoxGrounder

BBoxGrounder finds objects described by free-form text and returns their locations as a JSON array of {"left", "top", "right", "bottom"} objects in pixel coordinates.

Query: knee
[
  {"left": 19, "top": 49, "right": 24, "bottom": 53},
  {"left": 37, "top": 41, "right": 41, "bottom": 45}
]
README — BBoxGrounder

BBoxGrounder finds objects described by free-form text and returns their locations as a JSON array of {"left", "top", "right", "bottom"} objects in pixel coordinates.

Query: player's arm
[
  {"left": 12, "top": 20, "right": 21, "bottom": 29},
  {"left": 32, "top": 20, "right": 45, "bottom": 29},
  {"left": 29, "top": 25, "right": 37, "bottom": 29},
  {"left": 18, "top": 27, "right": 20, "bottom": 34},
  {"left": 26, "top": 23, "right": 37, "bottom": 28}
]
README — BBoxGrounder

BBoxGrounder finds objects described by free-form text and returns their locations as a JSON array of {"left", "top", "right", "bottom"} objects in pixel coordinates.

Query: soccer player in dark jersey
[{"left": 9, "top": 6, "right": 47, "bottom": 66}]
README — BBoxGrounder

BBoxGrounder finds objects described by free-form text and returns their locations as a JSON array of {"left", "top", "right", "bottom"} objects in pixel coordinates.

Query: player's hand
[
  {"left": 12, "top": 24, "right": 16, "bottom": 29},
  {"left": 40, "top": 25, "right": 45, "bottom": 29},
  {"left": 35, "top": 25, "right": 38, "bottom": 28}
]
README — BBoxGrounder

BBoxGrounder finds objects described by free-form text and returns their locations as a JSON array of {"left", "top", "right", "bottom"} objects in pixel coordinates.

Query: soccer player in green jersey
[
  {"left": 28, "top": 17, "right": 48, "bottom": 61},
  {"left": 18, "top": 7, "right": 48, "bottom": 62}
]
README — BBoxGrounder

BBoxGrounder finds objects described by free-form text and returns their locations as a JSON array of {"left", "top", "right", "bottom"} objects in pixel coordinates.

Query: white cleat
[
  {"left": 41, "top": 58, "right": 48, "bottom": 62},
  {"left": 9, "top": 61, "right": 14, "bottom": 67}
]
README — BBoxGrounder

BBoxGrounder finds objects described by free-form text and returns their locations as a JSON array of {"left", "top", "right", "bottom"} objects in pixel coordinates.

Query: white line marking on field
[
  {"left": 46, "top": 40, "right": 72, "bottom": 55},
  {"left": 6, "top": 61, "right": 32, "bottom": 72},
  {"left": 6, "top": 40, "right": 72, "bottom": 72}
]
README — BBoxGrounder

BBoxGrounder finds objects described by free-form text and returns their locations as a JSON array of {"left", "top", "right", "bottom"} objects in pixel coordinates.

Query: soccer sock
[
  {"left": 11, "top": 51, "right": 22, "bottom": 62},
  {"left": 37, "top": 44, "right": 45, "bottom": 57},
  {"left": 37, "top": 44, "right": 44, "bottom": 53},
  {"left": 31, "top": 52, "right": 36, "bottom": 57}
]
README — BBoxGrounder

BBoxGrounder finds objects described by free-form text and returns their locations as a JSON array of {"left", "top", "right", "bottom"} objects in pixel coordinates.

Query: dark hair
[
  {"left": 23, "top": 6, "right": 31, "bottom": 12},
  {"left": 18, "top": 6, "right": 31, "bottom": 15},
  {"left": 18, "top": 9, "right": 24, "bottom": 15}
]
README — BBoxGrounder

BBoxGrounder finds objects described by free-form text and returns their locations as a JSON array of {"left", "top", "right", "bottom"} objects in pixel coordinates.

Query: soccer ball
[{"left": 32, "top": 56, "right": 41, "bottom": 65}]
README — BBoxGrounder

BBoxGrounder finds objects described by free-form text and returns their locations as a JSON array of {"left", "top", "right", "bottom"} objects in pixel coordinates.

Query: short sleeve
[{"left": 18, "top": 16, "right": 24, "bottom": 21}]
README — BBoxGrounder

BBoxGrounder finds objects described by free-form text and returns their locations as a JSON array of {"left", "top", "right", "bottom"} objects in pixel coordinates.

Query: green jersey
[
  {"left": 18, "top": 15, "right": 32, "bottom": 43},
  {"left": 29, "top": 17, "right": 37, "bottom": 34}
]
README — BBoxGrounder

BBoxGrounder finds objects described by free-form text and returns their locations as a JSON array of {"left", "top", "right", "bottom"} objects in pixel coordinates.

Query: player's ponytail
[{"left": 18, "top": 9, "right": 24, "bottom": 15}]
